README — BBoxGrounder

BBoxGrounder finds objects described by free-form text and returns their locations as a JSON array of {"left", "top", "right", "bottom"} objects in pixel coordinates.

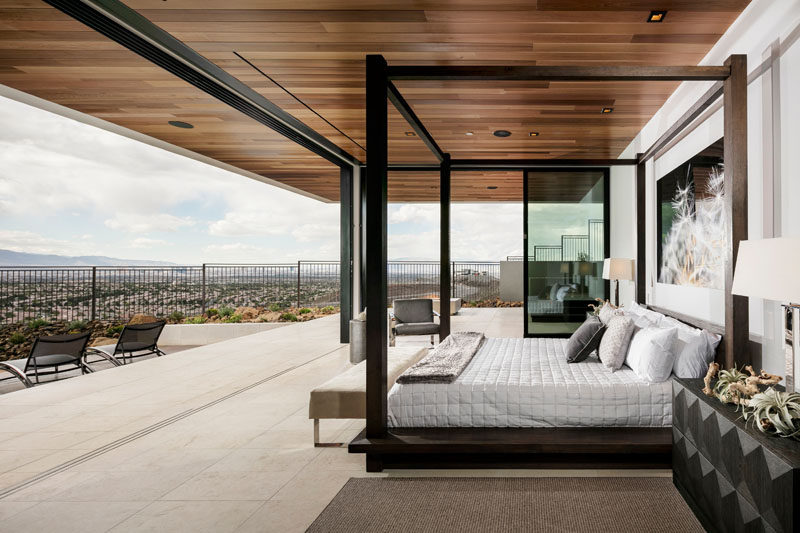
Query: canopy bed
[{"left": 350, "top": 54, "right": 749, "bottom": 472}]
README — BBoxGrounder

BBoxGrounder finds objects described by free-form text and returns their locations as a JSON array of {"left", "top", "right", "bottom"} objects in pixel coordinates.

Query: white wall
[
  {"left": 610, "top": 165, "right": 636, "bottom": 306},
  {"left": 617, "top": 0, "right": 800, "bottom": 377}
]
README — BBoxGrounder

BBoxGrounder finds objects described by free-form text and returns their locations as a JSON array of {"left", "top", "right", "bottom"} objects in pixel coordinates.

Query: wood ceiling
[{"left": 0, "top": 0, "right": 750, "bottom": 202}]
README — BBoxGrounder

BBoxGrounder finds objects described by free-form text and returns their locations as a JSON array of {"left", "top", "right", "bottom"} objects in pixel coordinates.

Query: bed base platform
[{"left": 349, "top": 427, "right": 672, "bottom": 472}]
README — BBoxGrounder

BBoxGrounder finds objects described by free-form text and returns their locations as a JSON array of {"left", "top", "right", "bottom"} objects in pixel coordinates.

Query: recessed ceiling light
[
  {"left": 404, "top": 131, "right": 416, "bottom": 137},
  {"left": 168, "top": 120, "right": 194, "bottom": 129},
  {"left": 487, "top": 186, "right": 498, "bottom": 190},
  {"left": 465, "top": 132, "right": 474, "bottom": 136},
  {"left": 493, "top": 130, "right": 512, "bottom": 138},
  {"left": 647, "top": 10, "right": 667, "bottom": 23},
  {"left": 528, "top": 132, "right": 540, "bottom": 137},
  {"left": 601, "top": 107, "right": 614, "bottom": 114}
]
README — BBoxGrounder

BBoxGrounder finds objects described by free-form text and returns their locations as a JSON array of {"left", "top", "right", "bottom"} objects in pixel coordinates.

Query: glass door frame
[{"left": 522, "top": 167, "right": 611, "bottom": 338}]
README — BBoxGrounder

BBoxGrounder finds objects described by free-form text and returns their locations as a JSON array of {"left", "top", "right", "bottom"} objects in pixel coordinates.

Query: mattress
[
  {"left": 526, "top": 297, "right": 564, "bottom": 315},
  {"left": 387, "top": 337, "right": 672, "bottom": 428}
]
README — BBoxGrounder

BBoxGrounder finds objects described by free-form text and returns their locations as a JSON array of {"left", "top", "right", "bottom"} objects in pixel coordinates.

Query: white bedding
[{"left": 388, "top": 337, "right": 672, "bottom": 428}]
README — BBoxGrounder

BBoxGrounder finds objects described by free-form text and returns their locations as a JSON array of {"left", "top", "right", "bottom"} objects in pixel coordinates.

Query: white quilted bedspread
[{"left": 387, "top": 337, "right": 672, "bottom": 428}]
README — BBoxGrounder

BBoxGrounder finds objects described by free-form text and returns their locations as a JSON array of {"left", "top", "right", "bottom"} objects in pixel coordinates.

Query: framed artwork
[{"left": 656, "top": 139, "right": 725, "bottom": 289}]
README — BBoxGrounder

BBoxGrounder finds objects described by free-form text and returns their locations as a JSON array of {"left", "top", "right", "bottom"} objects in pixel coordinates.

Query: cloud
[
  {"left": 130, "top": 237, "right": 168, "bottom": 248},
  {"left": 104, "top": 213, "right": 194, "bottom": 234},
  {"left": 0, "top": 230, "right": 91, "bottom": 256},
  {"left": 388, "top": 204, "right": 438, "bottom": 224}
]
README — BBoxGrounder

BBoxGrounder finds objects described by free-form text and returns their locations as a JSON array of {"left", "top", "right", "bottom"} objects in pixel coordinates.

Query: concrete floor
[{"left": 0, "top": 308, "right": 667, "bottom": 532}]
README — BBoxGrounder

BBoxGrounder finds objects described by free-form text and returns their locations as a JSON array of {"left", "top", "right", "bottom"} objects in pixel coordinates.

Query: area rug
[{"left": 307, "top": 477, "right": 703, "bottom": 533}]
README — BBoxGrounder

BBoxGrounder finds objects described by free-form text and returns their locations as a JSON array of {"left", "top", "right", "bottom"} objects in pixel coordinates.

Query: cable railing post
[
  {"left": 201, "top": 263, "right": 207, "bottom": 316},
  {"left": 296, "top": 260, "right": 302, "bottom": 308},
  {"left": 91, "top": 266, "right": 97, "bottom": 321}
]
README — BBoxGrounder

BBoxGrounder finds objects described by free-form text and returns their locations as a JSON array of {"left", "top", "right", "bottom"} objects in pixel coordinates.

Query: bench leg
[{"left": 313, "top": 419, "right": 345, "bottom": 448}]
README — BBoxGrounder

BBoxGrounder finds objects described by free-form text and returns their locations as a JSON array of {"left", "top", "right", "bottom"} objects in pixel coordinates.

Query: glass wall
[{"left": 524, "top": 169, "right": 608, "bottom": 337}]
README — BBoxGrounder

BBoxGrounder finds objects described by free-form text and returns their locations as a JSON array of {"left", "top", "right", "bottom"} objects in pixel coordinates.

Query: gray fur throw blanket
[{"left": 397, "top": 332, "right": 486, "bottom": 384}]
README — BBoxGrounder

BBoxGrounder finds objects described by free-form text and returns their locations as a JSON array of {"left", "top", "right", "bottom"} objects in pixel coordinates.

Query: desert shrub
[
  {"left": 321, "top": 306, "right": 336, "bottom": 313},
  {"left": 106, "top": 324, "right": 124, "bottom": 336},
  {"left": 268, "top": 303, "right": 285, "bottom": 312},
  {"left": 298, "top": 307, "right": 312, "bottom": 315},
  {"left": 206, "top": 308, "right": 219, "bottom": 317},
  {"left": 8, "top": 332, "right": 26, "bottom": 345},
  {"left": 219, "top": 306, "right": 235, "bottom": 318},
  {"left": 26, "top": 318, "right": 49, "bottom": 329},
  {"left": 67, "top": 320, "right": 88, "bottom": 331},
  {"left": 185, "top": 316, "right": 207, "bottom": 324},
  {"left": 222, "top": 313, "right": 242, "bottom": 323},
  {"left": 279, "top": 312, "right": 298, "bottom": 322},
  {"left": 167, "top": 311, "right": 185, "bottom": 322}
]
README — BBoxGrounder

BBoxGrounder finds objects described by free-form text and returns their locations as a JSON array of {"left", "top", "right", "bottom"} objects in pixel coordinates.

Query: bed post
[
  {"left": 636, "top": 154, "right": 646, "bottom": 304},
  {"left": 440, "top": 153, "right": 451, "bottom": 340},
  {"left": 723, "top": 54, "right": 748, "bottom": 369},
  {"left": 365, "top": 54, "right": 388, "bottom": 439}
]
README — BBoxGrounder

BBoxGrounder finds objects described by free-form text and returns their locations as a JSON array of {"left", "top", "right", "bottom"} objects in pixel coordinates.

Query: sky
[{"left": 0, "top": 94, "right": 523, "bottom": 264}]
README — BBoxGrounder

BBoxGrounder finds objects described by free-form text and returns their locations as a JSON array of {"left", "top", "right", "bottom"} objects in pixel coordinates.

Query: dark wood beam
[
  {"left": 449, "top": 159, "right": 637, "bottom": 169},
  {"left": 339, "top": 165, "right": 353, "bottom": 343},
  {"left": 636, "top": 154, "right": 646, "bottom": 304},
  {"left": 365, "top": 55, "right": 388, "bottom": 438},
  {"left": 639, "top": 81, "right": 724, "bottom": 163},
  {"left": 387, "top": 65, "right": 730, "bottom": 82},
  {"left": 440, "top": 154, "right": 451, "bottom": 340},
  {"left": 723, "top": 54, "right": 749, "bottom": 369},
  {"left": 387, "top": 81, "right": 444, "bottom": 162}
]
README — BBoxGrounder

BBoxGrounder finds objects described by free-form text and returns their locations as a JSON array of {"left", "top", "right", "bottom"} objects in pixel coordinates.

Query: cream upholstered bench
[{"left": 309, "top": 345, "right": 427, "bottom": 446}]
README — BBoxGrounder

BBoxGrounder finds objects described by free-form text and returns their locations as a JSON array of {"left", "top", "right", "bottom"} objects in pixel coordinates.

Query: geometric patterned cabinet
[{"left": 672, "top": 378, "right": 800, "bottom": 533}]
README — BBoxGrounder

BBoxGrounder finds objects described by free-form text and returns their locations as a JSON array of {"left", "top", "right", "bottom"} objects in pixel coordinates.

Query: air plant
[
  {"left": 742, "top": 388, "right": 800, "bottom": 440},
  {"left": 587, "top": 298, "right": 610, "bottom": 317},
  {"left": 713, "top": 366, "right": 748, "bottom": 404}
]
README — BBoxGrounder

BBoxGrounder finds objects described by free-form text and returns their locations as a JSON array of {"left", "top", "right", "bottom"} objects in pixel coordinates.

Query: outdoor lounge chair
[
  {"left": 0, "top": 331, "right": 92, "bottom": 388},
  {"left": 85, "top": 320, "right": 166, "bottom": 366},
  {"left": 390, "top": 298, "right": 440, "bottom": 347}
]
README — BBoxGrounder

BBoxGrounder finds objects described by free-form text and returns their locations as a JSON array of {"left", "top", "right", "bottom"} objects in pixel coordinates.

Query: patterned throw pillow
[
  {"left": 566, "top": 316, "right": 606, "bottom": 363},
  {"left": 598, "top": 302, "right": 622, "bottom": 325},
  {"left": 598, "top": 315, "right": 635, "bottom": 371}
]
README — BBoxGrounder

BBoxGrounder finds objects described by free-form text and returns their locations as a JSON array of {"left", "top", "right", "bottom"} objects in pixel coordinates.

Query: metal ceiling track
[{"left": 44, "top": 0, "right": 362, "bottom": 168}]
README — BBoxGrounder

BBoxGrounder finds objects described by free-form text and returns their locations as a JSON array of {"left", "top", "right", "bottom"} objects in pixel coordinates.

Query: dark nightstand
[{"left": 672, "top": 378, "right": 800, "bottom": 532}]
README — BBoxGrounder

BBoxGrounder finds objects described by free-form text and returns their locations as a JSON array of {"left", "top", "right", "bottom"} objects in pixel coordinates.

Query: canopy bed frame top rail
[{"left": 360, "top": 54, "right": 748, "bottom": 469}]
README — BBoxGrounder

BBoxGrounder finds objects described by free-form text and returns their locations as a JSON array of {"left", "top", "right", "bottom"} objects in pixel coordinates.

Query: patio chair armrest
[
  {"left": 84, "top": 347, "right": 123, "bottom": 367},
  {"left": 432, "top": 310, "right": 441, "bottom": 317}
]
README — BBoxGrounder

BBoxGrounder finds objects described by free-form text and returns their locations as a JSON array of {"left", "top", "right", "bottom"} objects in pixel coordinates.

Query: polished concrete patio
[{"left": 0, "top": 308, "right": 665, "bottom": 532}]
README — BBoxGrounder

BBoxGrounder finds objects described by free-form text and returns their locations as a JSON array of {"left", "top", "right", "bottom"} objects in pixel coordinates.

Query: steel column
[
  {"left": 340, "top": 165, "right": 354, "bottom": 343},
  {"left": 440, "top": 154, "right": 451, "bottom": 340},
  {"left": 636, "top": 155, "right": 646, "bottom": 304},
  {"left": 365, "top": 55, "right": 389, "bottom": 438}
]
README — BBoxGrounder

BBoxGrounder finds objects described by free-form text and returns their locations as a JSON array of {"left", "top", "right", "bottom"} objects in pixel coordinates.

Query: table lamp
[
  {"left": 731, "top": 237, "right": 800, "bottom": 392},
  {"left": 602, "top": 258, "right": 634, "bottom": 306}
]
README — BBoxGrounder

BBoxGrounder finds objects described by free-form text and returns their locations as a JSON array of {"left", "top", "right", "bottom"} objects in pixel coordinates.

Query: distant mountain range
[{"left": 0, "top": 249, "right": 176, "bottom": 266}]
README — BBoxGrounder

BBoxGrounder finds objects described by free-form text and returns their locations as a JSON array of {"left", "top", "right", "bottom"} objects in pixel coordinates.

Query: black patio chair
[
  {"left": 0, "top": 331, "right": 92, "bottom": 388},
  {"left": 85, "top": 320, "right": 166, "bottom": 366},
  {"left": 390, "top": 298, "right": 441, "bottom": 347}
]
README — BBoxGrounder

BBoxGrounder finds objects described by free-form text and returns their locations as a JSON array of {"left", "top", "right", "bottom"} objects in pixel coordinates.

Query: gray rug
[{"left": 307, "top": 477, "right": 703, "bottom": 533}]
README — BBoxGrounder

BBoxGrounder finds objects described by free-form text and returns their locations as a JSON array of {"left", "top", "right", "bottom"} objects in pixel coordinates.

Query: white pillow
[
  {"left": 555, "top": 285, "right": 571, "bottom": 301},
  {"left": 625, "top": 326, "right": 678, "bottom": 382},
  {"left": 549, "top": 283, "right": 562, "bottom": 301},
  {"left": 625, "top": 301, "right": 646, "bottom": 315},
  {"left": 621, "top": 301, "right": 665, "bottom": 325},
  {"left": 660, "top": 317, "right": 720, "bottom": 378}
]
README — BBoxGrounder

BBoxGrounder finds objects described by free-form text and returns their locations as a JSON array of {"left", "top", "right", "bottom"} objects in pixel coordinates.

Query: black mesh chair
[
  {"left": 0, "top": 331, "right": 92, "bottom": 388},
  {"left": 85, "top": 321, "right": 166, "bottom": 366},
  {"left": 390, "top": 298, "right": 441, "bottom": 347}
]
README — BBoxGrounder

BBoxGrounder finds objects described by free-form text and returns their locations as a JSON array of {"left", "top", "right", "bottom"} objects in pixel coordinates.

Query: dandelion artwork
[{"left": 657, "top": 139, "right": 725, "bottom": 289}]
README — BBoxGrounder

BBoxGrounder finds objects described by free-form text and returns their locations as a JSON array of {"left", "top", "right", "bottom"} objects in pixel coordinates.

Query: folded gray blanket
[{"left": 396, "top": 331, "right": 486, "bottom": 384}]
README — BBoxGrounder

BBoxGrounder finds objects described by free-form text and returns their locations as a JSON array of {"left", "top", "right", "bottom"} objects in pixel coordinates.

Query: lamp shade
[
  {"left": 578, "top": 262, "right": 594, "bottom": 275},
  {"left": 602, "top": 258, "right": 635, "bottom": 281},
  {"left": 731, "top": 237, "right": 800, "bottom": 303},
  {"left": 559, "top": 262, "right": 570, "bottom": 274}
]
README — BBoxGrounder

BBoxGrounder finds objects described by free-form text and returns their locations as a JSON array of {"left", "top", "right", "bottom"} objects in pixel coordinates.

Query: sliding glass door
[{"left": 524, "top": 169, "right": 609, "bottom": 337}]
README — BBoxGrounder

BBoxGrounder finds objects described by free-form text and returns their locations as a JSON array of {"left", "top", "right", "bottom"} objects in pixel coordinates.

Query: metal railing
[{"left": 0, "top": 261, "right": 501, "bottom": 323}]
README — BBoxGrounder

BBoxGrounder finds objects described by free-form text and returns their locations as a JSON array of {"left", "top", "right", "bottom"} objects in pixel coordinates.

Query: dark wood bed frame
[{"left": 352, "top": 55, "right": 749, "bottom": 472}]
